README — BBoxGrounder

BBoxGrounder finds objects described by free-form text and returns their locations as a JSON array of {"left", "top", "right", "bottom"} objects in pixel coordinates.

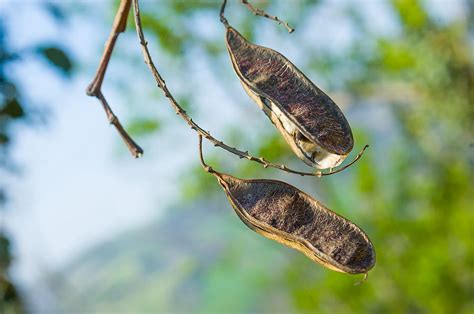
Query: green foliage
[
  {"left": 127, "top": 117, "right": 161, "bottom": 137},
  {"left": 392, "top": 0, "right": 429, "bottom": 31},
  {"left": 54, "top": 0, "right": 473, "bottom": 313},
  {"left": 180, "top": 156, "right": 222, "bottom": 202},
  {"left": 36, "top": 46, "right": 73, "bottom": 76}
]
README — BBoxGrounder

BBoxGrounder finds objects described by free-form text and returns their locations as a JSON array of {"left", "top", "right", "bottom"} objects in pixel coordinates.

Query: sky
[{"left": 0, "top": 0, "right": 465, "bottom": 297}]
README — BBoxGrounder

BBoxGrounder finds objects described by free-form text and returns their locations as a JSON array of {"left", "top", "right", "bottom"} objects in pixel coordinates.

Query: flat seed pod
[
  {"left": 215, "top": 172, "right": 375, "bottom": 274},
  {"left": 226, "top": 27, "right": 354, "bottom": 169}
]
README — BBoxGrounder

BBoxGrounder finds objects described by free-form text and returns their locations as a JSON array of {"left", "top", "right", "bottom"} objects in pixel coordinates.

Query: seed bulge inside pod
[
  {"left": 226, "top": 27, "right": 354, "bottom": 169},
  {"left": 216, "top": 173, "right": 375, "bottom": 274}
]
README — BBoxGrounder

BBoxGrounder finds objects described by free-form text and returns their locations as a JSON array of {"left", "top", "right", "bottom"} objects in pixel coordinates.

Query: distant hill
[{"left": 48, "top": 198, "right": 295, "bottom": 313}]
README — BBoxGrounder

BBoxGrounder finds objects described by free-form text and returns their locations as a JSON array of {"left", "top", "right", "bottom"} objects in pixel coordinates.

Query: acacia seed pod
[
  {"left": 226, "top": 27, "right": 354, "bottom": 169},
  {"left": 215, "top": 172, "right": 375, "bottom": 274}
]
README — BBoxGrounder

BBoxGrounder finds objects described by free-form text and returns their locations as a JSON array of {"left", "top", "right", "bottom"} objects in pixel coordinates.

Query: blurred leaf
[
  {"left": 36, "top": 46, "right": 73, "bottom": 75},
  {"left": 0, "top": 133, "right": 8, "bottom": 145},
  {"left": 0, "top": 233, "right": 11, "bottom": 269},
  {"left": 0, "top": 81, "right": 18, "bottom": 101},
  {"left": 377, "top": 39, "right": 416, "bottom": 72},
  {"left": 171, "top": 0, "right": 216, "bottom": 14},
  {"left": 391, "top": 0, "right": 429, "bottom": 31},
  {"left": 0, "top": 98, "right": 24, "bottom": 119},
  {"left": 127, "top": 118, "right": 161, "bottom": 137},
  {"left": 256, "top": 132, "right": 290, "bottom": 162},
  {"left": 141, "top": 13, "right": 185, "bottom": 55}
]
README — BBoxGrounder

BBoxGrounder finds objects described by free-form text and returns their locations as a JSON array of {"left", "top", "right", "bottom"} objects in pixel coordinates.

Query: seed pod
[
  {"left": 215, "top": 172, "right": 375, "bottom": 274},
  {"left": 226, "top": 27, "right": 354, "bottom": 169}
]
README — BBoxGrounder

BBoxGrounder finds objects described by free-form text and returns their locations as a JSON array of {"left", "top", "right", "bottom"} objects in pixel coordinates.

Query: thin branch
[
  {"left": 132, "top": 0, "right": 365, "bottom": 177},
  {"left": 240, "top": 0, "right": 294, "bottom": 33},
  {"left": 219, "top": 0, "right": 230, "bottom": 28},
  {"left": 86, "top": 0, "right": 143, "bottom": 158},
  {"left": 197, "top": 134, "right": 214, "bottom": 174},
  {"left": 87, "top": 0, "right": 131, "bottom": 95},
  {"left": 96, "top": 91, "right": 143, "bottom": 157}
]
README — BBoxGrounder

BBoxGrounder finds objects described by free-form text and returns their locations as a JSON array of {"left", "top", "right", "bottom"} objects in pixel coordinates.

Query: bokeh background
[{"left": 1, "top": 0, "right": 473, "bottom": 313}]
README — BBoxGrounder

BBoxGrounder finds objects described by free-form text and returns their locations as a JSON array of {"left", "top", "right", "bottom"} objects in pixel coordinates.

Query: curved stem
[{"left": 198, "top": 134, "right": 214, "bottom": 174}]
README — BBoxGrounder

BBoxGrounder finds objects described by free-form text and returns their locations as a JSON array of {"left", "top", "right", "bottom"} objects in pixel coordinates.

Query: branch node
[
  {"left": 86, "top": 83, "right": 98, "bottom": 97},
  {"left": 108, "top": 115, "right": 118, "bottom": 125}
]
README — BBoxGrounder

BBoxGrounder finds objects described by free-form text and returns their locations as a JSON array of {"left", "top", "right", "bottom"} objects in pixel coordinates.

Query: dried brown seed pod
[
  {"left": 213, "top": 172, "right": 375, "bottom": 274},
  {"left": 225, "top": 27, "right": 354, "bottom": 169}
]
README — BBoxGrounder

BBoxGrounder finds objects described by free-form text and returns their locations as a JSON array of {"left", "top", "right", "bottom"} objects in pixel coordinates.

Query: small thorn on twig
[{"left": 108, "top": 115, "right": 118, "bottom": 125}]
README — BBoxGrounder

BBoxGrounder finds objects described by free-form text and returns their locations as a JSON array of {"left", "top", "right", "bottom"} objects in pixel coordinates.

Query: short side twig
[
  {"left": 86, "top": 0, "right": 143, "bottom": 158},
  {"left": 132, "top": 0, "right": 365, "bottom": 177},
  {"left": 240, "top": 0, "right": 294, "bottom": 33},
  {"left": 197, "top": 134, "right": 214, "bottom": 174}
]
